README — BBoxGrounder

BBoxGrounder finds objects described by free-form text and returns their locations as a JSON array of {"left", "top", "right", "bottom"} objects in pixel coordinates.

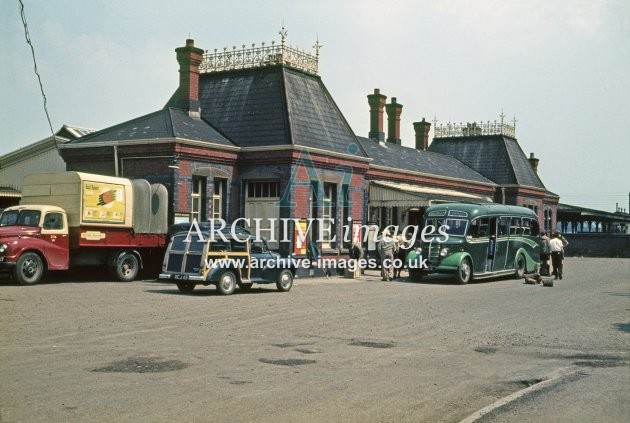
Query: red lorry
[{"left": 0, "top": 172, "right": 168, "bottom": 285}]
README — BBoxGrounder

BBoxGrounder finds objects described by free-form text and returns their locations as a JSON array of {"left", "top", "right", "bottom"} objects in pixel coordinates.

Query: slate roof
[
  {"left": 68, "top": 108, "right": 233, "bottom": 147},
  {"left": 357, "top": 137, "right": 494, "bottom": 185},
  {"left": 428, "top": 135, "right": 546, "bottom": 189},
  {"left": 173, "top": 65, "right": 367, "bottom": 157}
]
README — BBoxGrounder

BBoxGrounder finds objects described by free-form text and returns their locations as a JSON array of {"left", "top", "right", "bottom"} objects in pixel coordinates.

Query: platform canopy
[{"left": 368, "top": 180, "right": 493, "bottom": 208}]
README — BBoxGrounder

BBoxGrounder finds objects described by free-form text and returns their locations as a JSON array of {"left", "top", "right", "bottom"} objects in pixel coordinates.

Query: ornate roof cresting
[{"left": 199, "top": 27, "right": 320, "bottom": 75}]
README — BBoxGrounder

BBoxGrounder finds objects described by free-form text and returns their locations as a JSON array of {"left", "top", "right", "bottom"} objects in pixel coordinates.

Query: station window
[
  {"left": 191, "top": 176, "right": 207, "bottom": 222},
  {"left": 247, "top": 181, "right": 279, "bottom": 198},
  {"left": 213, "top": 179, "right": 226, "bottom": 220}
]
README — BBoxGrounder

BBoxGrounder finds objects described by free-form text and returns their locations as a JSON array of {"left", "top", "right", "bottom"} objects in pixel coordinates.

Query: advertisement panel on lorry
[{"left": 82, "top": 181, "right": 126, "bottom": 224}]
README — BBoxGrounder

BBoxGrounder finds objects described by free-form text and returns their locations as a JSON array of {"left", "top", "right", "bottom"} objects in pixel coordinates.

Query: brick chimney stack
[
  {"left": 367, "top": 89, "right": 387, "bottom": 142},
  {"left": 175, "top": 39, "right": 204, "bottom": 118},
  {"left": 385, "top": 97, "right": 403, "bottom": 145},
  {"left": 529, "top": 152, "right": 540, "bottom": 174},
  {"left": 413, "top": 118, "right": 431, "bottom": 150}
]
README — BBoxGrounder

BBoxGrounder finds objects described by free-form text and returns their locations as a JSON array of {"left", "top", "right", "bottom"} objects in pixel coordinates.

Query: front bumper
[{"left": 0, "top": 257, "right": 16, "bottom": 271}]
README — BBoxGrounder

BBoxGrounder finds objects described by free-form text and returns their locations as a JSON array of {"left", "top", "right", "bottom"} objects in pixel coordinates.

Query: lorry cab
[{"left": 0, "top": 205, "right": 70, "bottom": 284}]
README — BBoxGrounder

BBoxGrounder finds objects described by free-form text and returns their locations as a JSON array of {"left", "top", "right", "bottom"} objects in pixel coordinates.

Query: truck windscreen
[{"left": 0, "top": 210, "right": 41, "bottom": 227}]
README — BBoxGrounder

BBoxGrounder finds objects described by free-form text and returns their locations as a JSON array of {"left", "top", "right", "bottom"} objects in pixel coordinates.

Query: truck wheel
[
  {"left": 514, "top": 254, "right": 526, "bottom": 279},
  {"left": 114, "top": 252, "right": 139, "bottom": 282},
  {"left": 216, "top": 271, "right": 236, "bottom": 295},
  {"left": 177, "top": 281, "right": 195, "bottom": 293},
  {"left": 276, "top": 270, "right": 293, "bottom": 292},
  {"left": 14, "top": 252, "right": 45, "bottom": 285},
  {"left": 455, "top": 258, "right": 472, "bottom": 285}
]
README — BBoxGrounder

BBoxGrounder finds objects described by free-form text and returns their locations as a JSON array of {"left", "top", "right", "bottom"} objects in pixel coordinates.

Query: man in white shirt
[{"left": 549, "top": 232, "right": 565, "bottom": 280}]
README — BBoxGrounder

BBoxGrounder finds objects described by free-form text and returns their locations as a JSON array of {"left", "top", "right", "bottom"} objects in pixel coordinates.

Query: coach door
[
  {"left": 494, "top": 217, "right": 510, "bottom": 270},
  {"left": 486, "top": 216, "right": 510, "bottom": 271}
]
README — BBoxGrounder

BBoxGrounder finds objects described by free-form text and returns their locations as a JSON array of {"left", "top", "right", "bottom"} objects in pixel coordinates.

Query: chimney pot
[
  {"left": 367, "top": 88, "right": 387, "bottom": 142},
  {"left": 175, "top": 38, "right": 205, "bottom": 117},
  {"left": 413, "top": 118, "right": 432, "bottom": 150},
  {"left": 385, "top": 98, "right": 403, "bottom": 145},
  {"left": 528, "top": 152, "right": 540, "bottom": 174}
]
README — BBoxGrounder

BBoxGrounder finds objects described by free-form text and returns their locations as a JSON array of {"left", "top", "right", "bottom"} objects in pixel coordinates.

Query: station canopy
[{"left": 368, "top": 180, "right": 493, "bottom": 207}]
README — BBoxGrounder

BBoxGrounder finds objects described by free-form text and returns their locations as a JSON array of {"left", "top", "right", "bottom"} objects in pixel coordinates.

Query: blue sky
[{"left": 1, "top": 0, "right": 629, "bottom": 212}]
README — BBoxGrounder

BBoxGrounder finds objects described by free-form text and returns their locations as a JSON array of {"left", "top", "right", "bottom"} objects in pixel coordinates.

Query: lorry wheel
[
  {"left": 14, "top": 252, "right": 45, "bottom": 285},
  {"left": 276, "top": 270, "right": 293, "bottom": 292},
  {"left": 455, "top": 258, "right": 472, "bottom": 285},
  {"left": 514, "top": 254, "right": 526, "bottom": 279},
  {"left": 114, "top": 252, "right": 139, "bottom": 282},
  {"left": 177, "top": 282, "right": 195, "bottom": 293},
  {"left": 217, "top": 271, "right": 236, "bottom": 295}
]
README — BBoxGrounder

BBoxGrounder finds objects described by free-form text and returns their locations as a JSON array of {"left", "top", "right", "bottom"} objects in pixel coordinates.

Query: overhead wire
[{"left": 18, "top": 0, "right": 57, "bottom": 144}]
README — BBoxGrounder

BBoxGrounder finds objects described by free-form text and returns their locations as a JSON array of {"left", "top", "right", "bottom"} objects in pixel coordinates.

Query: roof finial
[
  {"left": 279, "top": 23, "right": 288, "bottom": 47},
  {"left": 313, "top": 34, "right": 323, "bottom": 57}
]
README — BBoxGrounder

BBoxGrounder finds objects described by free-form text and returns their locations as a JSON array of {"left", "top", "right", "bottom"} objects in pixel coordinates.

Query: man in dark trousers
[{"left": 549, "top": 231, "right": 565, "bottom": 280}]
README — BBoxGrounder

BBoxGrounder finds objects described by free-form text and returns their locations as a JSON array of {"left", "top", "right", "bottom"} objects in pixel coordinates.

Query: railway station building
[{"left": 56, "top": 36, "right": 559, "bottom": 257}]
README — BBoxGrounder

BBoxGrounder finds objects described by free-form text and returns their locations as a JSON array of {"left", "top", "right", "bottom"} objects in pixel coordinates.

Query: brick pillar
[
  {"left": 413, "top": 118, "right": 431, "bottom": 150},
  {"left": 385, "top": 97, "right": 403, "bottom": 145},
  {"left": 367, "top": 89, "right": 387, "bottom": 142},
  {"left": 175, "top": 39, "right": 204, "bottom": 117}
]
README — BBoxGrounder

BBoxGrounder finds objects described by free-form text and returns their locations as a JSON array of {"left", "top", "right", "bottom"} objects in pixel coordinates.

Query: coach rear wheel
[{"left": 514, "top": 254, "right": 526, "bottom": 279}]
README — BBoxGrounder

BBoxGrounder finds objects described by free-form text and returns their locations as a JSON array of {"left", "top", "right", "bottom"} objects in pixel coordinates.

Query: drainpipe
[
  {"left": 501, "top": 187, "right": 506, "bottom": 205},
  {"left": 114, "top": 145, "right": 119, "bottom": 177}
]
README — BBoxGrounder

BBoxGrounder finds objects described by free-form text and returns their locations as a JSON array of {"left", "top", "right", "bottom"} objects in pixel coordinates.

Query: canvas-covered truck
[{"left": 0, "top": 172, "right": 168, "bottom": 285}]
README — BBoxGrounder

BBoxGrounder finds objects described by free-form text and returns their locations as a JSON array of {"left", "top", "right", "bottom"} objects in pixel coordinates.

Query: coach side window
[
  {"left": 469, "top": 217, "right": 489, "bottom": 238},
  {"left": 510, "top": 217, "right": 522, "bottom": 235},
  {"left": 498, "top": 217, "right": 510, "bottom": 237}
]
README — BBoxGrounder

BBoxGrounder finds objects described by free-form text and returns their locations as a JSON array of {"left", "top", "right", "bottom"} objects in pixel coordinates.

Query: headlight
[
  {"left": 0, "top": 243, "right": 7, "bottom": 254},
  {"left": 440, "top": 247, "right": 450, "bottom": 257}
]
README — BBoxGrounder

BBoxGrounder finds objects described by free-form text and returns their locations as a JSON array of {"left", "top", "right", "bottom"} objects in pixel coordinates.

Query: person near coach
[
  {"left": 539, "top": 231, "right": 551, "bottom": 276},
  {"left": 549, "top": 231, "right": 566, "bottom": 280},
  {"left": 377, "top": 229, "right": 396, "bottom": 281}
]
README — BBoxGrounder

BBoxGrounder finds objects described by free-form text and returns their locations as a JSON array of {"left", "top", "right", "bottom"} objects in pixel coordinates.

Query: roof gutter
[
  {"left": 240, "top": 144, "right": 373, "bottom": 163},
  {"left": 57, "top": 137, "right": 241, "bottom": 152},
  {"left": 370, "top": 164, "right": 497, "bottom": 189}
]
